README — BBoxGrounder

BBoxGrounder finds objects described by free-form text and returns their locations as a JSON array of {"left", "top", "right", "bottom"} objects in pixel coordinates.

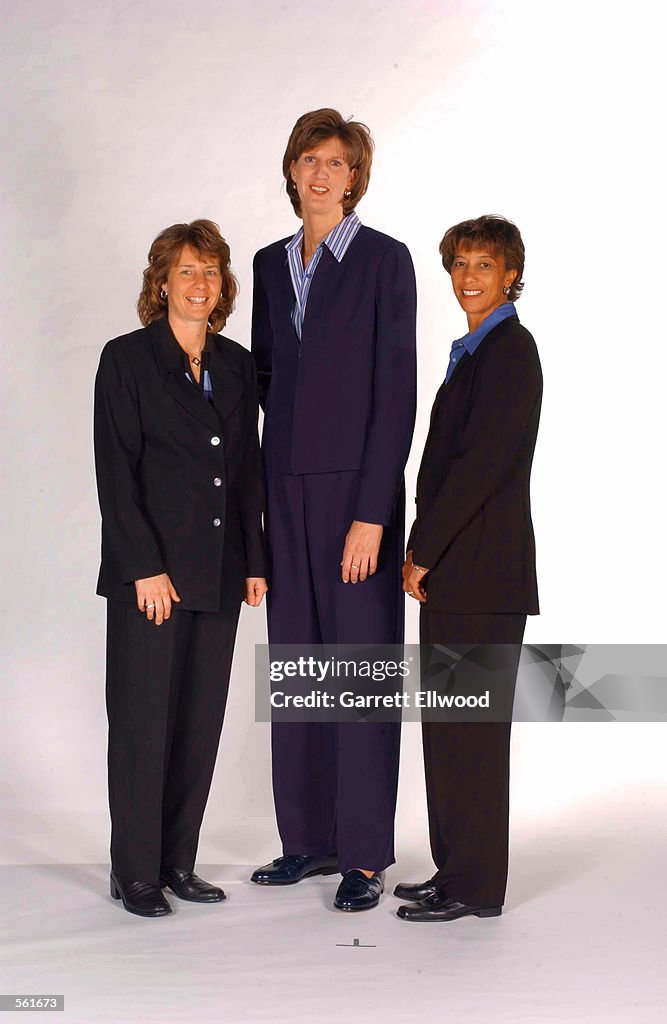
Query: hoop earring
[{"left": 160, "top": 289, "right": 168, "bottom": 301}]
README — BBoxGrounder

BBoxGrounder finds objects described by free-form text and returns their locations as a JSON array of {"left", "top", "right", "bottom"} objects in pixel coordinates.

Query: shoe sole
[
  {"left": 334, "top": 901, "right": 381, "bottom": 912},
  {"left": 251, "top": 867, "right": 339, "bottom": 885},
  {"left": 396, "top": 907, "right": 502, "bottom": 922}
]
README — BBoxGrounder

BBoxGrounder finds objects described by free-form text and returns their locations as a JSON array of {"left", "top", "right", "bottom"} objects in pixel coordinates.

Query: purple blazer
[{"left": 251, "top": 225, "right": 417, "bottom": 526}]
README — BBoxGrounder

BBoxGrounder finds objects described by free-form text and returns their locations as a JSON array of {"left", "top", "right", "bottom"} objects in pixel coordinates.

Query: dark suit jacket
[
  {"left": 251, "top": 226, "right": 417, "bottom": 525},
  {"left": 408, "top": 315, "right": 542, "bottom": 613},
  {"left": 94, "top": 316, "right": 266, "bottom": 612}
]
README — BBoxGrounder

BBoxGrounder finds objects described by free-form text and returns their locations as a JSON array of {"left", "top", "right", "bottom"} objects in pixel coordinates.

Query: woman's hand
[
  {"left": 402, "top": 550, "right": 428, "bottom": 603},
  {"left": 341, "top": 521, "right": 383, "bottom": 583},
  {"left": 135, "top": 574, "right": 181, "bottom": 625},
  {"left": 245, "top": 577, "right": 269, "bottom": 607}
]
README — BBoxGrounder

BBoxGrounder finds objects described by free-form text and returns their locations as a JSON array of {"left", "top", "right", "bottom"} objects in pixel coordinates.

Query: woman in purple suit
[{"left": 250, "top": 109, "right": 417, "bottom": 912}]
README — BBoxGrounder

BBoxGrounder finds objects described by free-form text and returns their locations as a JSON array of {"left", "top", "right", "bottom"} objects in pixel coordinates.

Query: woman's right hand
[{"left": 135, "top": 574, "right": 181, "bottom": 625}]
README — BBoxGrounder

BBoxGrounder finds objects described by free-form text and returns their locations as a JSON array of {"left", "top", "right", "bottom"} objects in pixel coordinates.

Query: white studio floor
[{"left": 2, "top": 793, "right": 667, "bottom": 1024}]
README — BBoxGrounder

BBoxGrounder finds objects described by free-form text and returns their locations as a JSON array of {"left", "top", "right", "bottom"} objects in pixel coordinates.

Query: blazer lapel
[
  {"left": 278, "top": 251, "right": 300, "bottom": 346},
  {"left": 443, "top": 349, "right": 471, "bottom": 392},
  {"left": 208, "top": 337, "right": 244, "bottom": 425},
  {"left": 149, "top": 317, "right": 221, "bottom": 432},
  {"left": 301, "top": 247, "right": 340, "bottom": 334}
]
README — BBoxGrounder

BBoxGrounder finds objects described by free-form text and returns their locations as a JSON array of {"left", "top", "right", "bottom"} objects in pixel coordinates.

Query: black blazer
[
  {"left": 251, "top": 226, "right": 417, "bottom": 525},
  {"left": 94, "top": 316, "right": 266, "bottom": 612},
  {"left": 408, "top": 315, "right": 542, "bottom": 614}
]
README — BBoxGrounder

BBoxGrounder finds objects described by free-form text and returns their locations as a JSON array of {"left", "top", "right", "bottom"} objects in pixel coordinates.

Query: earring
[
  {"left": 160, "top": 288, "right": 167, "bottom": 300},
  {"left": 503, "top": 286, "right": 510, "bottom": 295},
  {"left": 344, "top": 189, "right": 352, "bottom": 198}
]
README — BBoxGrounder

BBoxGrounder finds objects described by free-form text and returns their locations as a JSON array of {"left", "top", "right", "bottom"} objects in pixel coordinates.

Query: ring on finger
[{"left": 145, "top": 602, "right": 156, "bottom": 609}]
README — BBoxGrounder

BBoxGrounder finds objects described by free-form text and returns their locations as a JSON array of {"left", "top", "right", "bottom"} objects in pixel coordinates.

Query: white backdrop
[{"left": 1, "top": 0, "right": 665, "bottom": 869}]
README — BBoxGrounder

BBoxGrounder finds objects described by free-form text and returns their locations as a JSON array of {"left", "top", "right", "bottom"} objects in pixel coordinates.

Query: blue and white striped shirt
[{"left": 285, "top": 211, "right": 362, "bottom": 339}]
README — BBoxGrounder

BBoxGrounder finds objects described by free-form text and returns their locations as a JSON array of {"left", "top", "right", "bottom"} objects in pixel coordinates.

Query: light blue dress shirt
[{"left": 445, "top": 302, "right": 517, "bottom": 384}]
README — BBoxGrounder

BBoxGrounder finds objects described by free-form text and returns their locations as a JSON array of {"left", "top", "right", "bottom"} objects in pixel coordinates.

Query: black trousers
[
  {"left": 419, "top": 610, "right": 526, "bottom": 907},
  {"left": 106, "top": 599, "right": 240, "bottom": 881}
]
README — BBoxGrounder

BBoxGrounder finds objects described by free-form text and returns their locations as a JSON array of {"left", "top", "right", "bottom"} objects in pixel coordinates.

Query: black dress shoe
[
  {"left": 334, "top": 870, "right": 385, "bottom": 912},
  {"left": 393, "top": 878, "right": 438, "bottom": 902},
  {"left": 396, "top": 892, "right": 502, "bottom": 922},
  {"left": 251, "top": 854, "right": 339, "bottom": 885},
  {"left": 109, "top": 873, "right": 172, "bottom": 918},
  {"left": 159, "top": 868, "right": 226, "bottom": 903}
]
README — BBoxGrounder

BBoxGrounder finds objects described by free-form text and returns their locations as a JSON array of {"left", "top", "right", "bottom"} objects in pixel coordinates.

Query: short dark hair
[
  {"left": 137, "top": 219, "right": 238, "bottom": 333},
  {"left": 282, "top": 108, "right": 374, "bottom": 218},
  {"left": 439, "top": 215, "right": 525, "bottom": 302}
]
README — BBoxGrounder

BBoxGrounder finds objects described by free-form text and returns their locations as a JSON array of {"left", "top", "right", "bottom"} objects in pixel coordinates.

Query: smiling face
[
  {"left": 290, "top": 137, "right": 356, "bottom": 220},
  {"left": 162, "top": 244, "right": 222, "bottom": 329},
  {"left": 450, "top": 247, "right": 517, "bottom": 330}
]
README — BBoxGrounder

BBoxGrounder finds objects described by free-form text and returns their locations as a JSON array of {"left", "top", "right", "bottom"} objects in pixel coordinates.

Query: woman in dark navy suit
[
  {"left": 94, "top": 220, "right": 267, "bottom": 917},
  {"left": 250, "top": 110, "right": 417, "bottom": 911}
]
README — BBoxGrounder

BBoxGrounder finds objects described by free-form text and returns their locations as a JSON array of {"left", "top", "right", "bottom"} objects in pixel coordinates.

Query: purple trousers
[{"left": 266, "top": 471, "right": 404, "bottom": 874}]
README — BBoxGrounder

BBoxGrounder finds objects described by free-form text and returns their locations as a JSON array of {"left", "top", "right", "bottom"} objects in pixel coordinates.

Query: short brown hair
[
  {"left": 137, "top": 219, "right": 238, "bottom": 333},
  {"left": 282, "top": 108, "right": 374, "bottom": 218},
  {"left": 439, "top": 215, "right": 525, "bottom": 302}
]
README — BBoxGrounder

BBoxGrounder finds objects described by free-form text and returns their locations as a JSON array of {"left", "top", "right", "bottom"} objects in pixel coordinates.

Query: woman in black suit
[
  {"left": 395, "top": 215, "right": 542, "bottom": 922},
  {"left": 94, "top": 220, "right": 267, "bottom": 917}
]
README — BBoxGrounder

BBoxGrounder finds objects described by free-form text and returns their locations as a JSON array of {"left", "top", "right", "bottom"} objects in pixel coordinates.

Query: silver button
[
  {"left": 210, "top": 436, "right": 221, "bottom": 446},
  {"left": 213, "top": 517, "right": 221, "bottom": 527},
  {"left": 213, "top": 477, "right": 222, "bottom": 487}
]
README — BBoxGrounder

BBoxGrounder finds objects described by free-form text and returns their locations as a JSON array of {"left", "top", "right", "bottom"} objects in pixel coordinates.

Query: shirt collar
[
  {"left": 285, "top": 211, "right": 362, "bottom": 263},
  {"left": 455, "top": 302, "right": 517, "bottom": 356}
]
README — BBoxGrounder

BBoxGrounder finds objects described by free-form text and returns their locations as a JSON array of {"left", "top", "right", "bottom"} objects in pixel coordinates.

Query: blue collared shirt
[
  {"left": 444, "top": 302, "right": 517, "bottom": 384},
  {"left": 285, "top": 211, "right": 362, "bottom": 339}
]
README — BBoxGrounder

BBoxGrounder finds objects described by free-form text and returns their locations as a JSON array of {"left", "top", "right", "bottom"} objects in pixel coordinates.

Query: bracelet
[{"left": 412, "top": 563, "right": 429, "bottom": 574}]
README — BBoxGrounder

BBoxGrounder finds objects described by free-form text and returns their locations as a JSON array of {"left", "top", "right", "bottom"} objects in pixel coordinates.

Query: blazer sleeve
[
  {"left": 251, "top": 252, "right": 272, "bottom": 411},
  {"left": 93, "top": 341, "right": 166, "bottom": 584},
  {"left": 354, "top": 241, "right": 417, "bottom": 525},
  {"left": 238, "top": 355, "right": 267, "bottom": 578},
  {"left": 410, "top": 329, "right": 542, "bottom": 571}
]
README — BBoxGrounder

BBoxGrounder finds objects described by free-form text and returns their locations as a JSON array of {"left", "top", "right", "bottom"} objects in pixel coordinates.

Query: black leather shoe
[
  {"left": 159, "top": 868, "right": 226, "bottom": 903},
  {"left": 251, "top": 854, "right": 339, "bottom": 885},
  {"left": 334, "top": 870, "right": 385, "bottom": 911},
  {"left": 393, "top": 878, "right": 438, "bottom": 902},
  {"left": 396, "top": 892, "right": 502, "bottom": 922},
  {"left": 109, "top": 872, "right": 172, "bottom": 918}
]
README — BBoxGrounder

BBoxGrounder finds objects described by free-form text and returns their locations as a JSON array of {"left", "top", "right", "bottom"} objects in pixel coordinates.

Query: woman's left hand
[
  {"left": 245, "top": 577, "right": 268, "bottom": 606},
  {"left": 341, "top": 521, "right": 384, "bottom": 583},
  {"left": 402, "top": 551, "right": 428, "bottom": 603}
]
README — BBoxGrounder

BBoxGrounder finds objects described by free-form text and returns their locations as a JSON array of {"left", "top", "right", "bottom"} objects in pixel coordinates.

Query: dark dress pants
[
  {"left": 266, "top": 471, "right": 404, "bottom": 874},
  {"left": 106, "top": 597, "right": 240, "bottom": 881},
  {"left": 419, "top": 610, "right": 526, "bottom": 907}
]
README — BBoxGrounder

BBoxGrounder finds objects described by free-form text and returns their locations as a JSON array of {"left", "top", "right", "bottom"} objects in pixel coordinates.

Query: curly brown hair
[
  {"left": 282, "top": 108, "right": 374, "bottom": 218},
  {"left": 439, "top": 215, "right": 525, "bottom": 302},
  {"left": 137, "top": 219, "right": 238, "bottom": 333}
]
